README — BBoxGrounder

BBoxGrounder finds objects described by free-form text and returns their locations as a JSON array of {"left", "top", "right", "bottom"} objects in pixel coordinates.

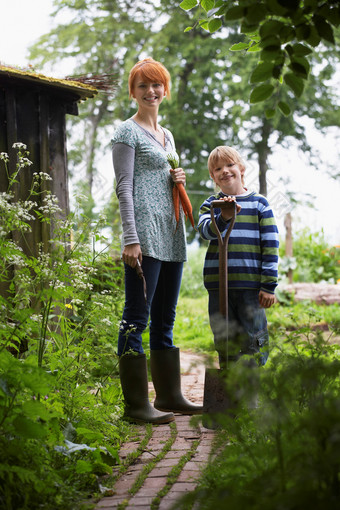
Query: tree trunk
[{"left": 257, "top": 119, "right": 271, "bottom": 196}]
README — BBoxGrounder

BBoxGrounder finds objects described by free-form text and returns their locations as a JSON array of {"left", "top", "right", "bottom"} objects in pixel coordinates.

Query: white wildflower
[
  {"left": 0, "top": 152, "right": 9, "bottom": 162},
  {"left": 50, "top": 279, "right": 65, "bottom": 290},
  {"left": 71, "top": 298, "right": 83, "bottom": 305},
  {"left": 7, "top": 255, "right": 26, "bottom": 267},
  {"left": 12, "top": 142, "right": 27, "bottom": 150},
  {"left": 33, "top": 172, "right": 53, "bottom": 181},
  {"left": 39, "top": 195, "right": 62, "bottom": 215},
  {"left": 31, "top": 314, "right": 43, "bottom": 322},
  {"left": 74, "top": 192, "right": 88, "bottom": 202},
  {"left": 19, "top": 157, "right": 33, "bottom": 167},
  {"left": 101, "top": 318, "right": 112, "bottom": 326}
]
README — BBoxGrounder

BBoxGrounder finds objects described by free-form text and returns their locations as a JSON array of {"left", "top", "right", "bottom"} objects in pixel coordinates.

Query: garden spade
[{"left": 202, "top": 199, "right": 237, "bottom": 429}]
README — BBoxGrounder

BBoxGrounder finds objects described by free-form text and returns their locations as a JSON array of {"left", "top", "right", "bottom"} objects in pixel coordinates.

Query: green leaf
[
  {"left": 261, "top": 48, "right": 281, "bottom": 62},
  {"left": 76, "top": 427, "right": 104, "bottom": 442},
  {"left": 224, "top": 6, "right": 245, "bottom": 21},
  {"left": 76, "top": 459, "right": 93, "bottom": 474},
  {"left": 288, "top": 56, "right": 310, "bottom": 78},
  {"left": 201, "top": 0, "right": 215, "bottom": 12},
  {"left": 260, "top": 35, "right": 281, "bottom": 51},
  {"left": 290, "top": 43, "right": 313, "bottom": 56},
  {"left": 245, "top": 4, "right": 267, "bottom": 25},
  {"left": 247, "top": 43, "right": 261, "bottom": 52},
  {"left": 318, "top": 4, "right": 340, "bottom": 25},
  {"left": 250, "top": 62, "right": 275, "bottom": 83},
  {"left": 184, "top": 26, "right": 194, "bottom": 32},
  {"left": 296, "top": 23, "right": 311, "bottom": 41},
  {"left": 21, "top": 400, "right": 56, "bottom": 421},
  {"left": 265, "top": 109, "right": 275, "bottom": 119},
  {"left": 265, "top": 0, "right": 288, "bottom": 15},
  {"left": 250, "top": 83, "right": 275, "bottom": 103},
  {"left": 180, "top": 0, "right": 198, "bottom": 11},
  {"left": 278, "top": 101, "right": 291, "bottom": 116},
  {"left": 279, "top": 25, "right": 295, "bottom": 44},
  {"left": 284, "top": 72, "right": 305, "bottom": 97},
  {"left": 199, "top": 20, "right": 210, "bottom": 31},
  {"left": 304, "top": 25, "right": 321, "bottom": 47},
  {"left": 13, "top": 416, "right": 48, "bottom": 439},
  {"left": 208, "top": 18, "right": 222, "bottom": 33},
  {"left": 313, "top": 15, "right": 335, "bottom": 44},
  {"left": 259, "top": 20, "right": 285, "bottom": 39},
  {"left": 229, "top": 42, "right": 250, "bottom": 51},
  {"left": 278, "top": 0, "right": 299, "bottom": 9},
  {"left": 241, "top": 21, "right": 258, "bottom": 34}
]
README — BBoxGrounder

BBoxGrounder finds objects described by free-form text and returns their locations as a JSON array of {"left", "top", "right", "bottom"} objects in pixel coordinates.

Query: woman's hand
[
  {"left": 170, "top": 167, "right": 186, "bottom": 186},
  {"left": 122, "top": 243, "right": 142, "bottom": 268}
]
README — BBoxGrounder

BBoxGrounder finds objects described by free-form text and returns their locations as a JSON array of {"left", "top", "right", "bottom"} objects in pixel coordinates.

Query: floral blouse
[{"left": 111, "top": 119, "right": 187, "bottom": 262}]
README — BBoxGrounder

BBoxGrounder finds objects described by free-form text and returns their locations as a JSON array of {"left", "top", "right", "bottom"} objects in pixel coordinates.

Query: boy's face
[{"left": 210, "top": 158, "right": 245, "bottom": 195}]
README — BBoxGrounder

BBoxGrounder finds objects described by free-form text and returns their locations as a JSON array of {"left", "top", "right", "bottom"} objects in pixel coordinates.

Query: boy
[{"left": 198, "top": 146, "right": 279, "bottom": 369}]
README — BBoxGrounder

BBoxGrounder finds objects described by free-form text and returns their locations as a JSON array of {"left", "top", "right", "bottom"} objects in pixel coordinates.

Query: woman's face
[{"left": 132, "top": 73, "right": 165, "bottom": 110}]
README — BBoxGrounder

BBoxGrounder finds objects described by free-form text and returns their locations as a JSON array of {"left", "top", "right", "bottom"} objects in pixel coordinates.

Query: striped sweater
[{"left": 198, "top": 191, "right": 279, "bottom": 294}]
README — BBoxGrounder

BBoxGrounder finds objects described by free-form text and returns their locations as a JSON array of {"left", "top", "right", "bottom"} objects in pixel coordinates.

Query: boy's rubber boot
[
  {"left": 150, "top": 347, "right": 203, "bottom": 415},
  {"left": 119, "top": 353, "right": 174, "bottom": 424}
]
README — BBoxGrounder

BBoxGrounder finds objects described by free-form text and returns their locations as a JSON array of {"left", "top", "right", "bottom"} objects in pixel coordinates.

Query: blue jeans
[
  {"left": 208, "top": 289, "right": 269, "bottom": 367},
  {"left": 118, "top": 256, "right": 183, "bottom": 355}
]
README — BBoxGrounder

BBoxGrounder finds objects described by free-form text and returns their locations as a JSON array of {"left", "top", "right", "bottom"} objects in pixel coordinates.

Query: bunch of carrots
[{"left": 167, "top": 153, "right": 195, "bottom": 230}]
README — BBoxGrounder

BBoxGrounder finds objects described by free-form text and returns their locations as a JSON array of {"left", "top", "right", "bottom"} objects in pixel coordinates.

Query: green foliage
[
  {"left": 180, "top": 0, "right": 340, "bottom": 116},
  {"left": 177, "top": 326, "right": 340, "bottom": 509},
  {"left": 175, "top": 247, "right": 340, "bottom": 510},
  {"left": 28, "top": 0, "right": 340, "bottom": 236},
  {"left": 279, "top": 227, "right": 340, "bottom": 283},
  {"left": 0, "top": 146, "right": 128, "bottom": 509},
  {"left": 180, "top": 247, "right": 207, "bottom": 298}
]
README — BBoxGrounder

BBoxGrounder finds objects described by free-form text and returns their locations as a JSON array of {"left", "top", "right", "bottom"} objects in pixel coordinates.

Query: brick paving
[{"left": 95, "top": 351, "right": 215, "bottom": 510}]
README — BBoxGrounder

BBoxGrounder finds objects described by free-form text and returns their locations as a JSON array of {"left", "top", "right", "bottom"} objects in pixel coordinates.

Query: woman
[{"left": 112, "top": 57, "right": 202, "bottom": 424}]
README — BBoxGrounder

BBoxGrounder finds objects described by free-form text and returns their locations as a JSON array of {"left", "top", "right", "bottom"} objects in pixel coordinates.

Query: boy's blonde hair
[{"left": 208, "top": 146, "right": 246, "bottom": 185}]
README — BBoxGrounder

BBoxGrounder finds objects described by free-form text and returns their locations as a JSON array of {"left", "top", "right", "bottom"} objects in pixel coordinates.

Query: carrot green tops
[
  {"left": 198, "top": 191, "right": 279, "bottom": 294},
  {"left": 112, "top": 119, "right": 187, "bottom": 262}
]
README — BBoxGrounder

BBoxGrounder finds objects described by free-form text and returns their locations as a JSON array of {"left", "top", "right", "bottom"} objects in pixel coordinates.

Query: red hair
[{"left": 128, "top": 58, "right": 171, "bottom": 98}]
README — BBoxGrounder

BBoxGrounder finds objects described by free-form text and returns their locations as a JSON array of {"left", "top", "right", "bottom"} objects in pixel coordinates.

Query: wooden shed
[{"left": 0, "top": 65, "right": 97, "bottom": 296}]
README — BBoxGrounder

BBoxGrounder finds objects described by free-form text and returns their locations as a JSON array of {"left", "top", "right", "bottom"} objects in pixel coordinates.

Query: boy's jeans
[
  {"left": 118, "top": 256, "right": 183, "bottom": 356},
  {"left": 208, "top": 289, "right": 269, "bottom": 367}
]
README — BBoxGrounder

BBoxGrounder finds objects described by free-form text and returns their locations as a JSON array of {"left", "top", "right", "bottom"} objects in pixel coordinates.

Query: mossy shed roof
[{"left": 0, "top": 64, "right": 97, "bottom": 101}]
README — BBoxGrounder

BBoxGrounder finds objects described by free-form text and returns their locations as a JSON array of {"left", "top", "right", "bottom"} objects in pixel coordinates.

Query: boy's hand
[
  {"left": 259, "top": 290, "right": 276, "bottom": 308},
  {"left": 219, "top": 196, "right": 242, "bottom": 221}
]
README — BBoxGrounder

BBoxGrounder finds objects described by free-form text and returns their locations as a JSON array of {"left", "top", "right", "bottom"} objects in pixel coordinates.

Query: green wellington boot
[
  {"left": 150, "top": 347, "right": 203, "bottom": 415},
  {"left": 119, "top": 353, "right": 174, "bottom": 424}
]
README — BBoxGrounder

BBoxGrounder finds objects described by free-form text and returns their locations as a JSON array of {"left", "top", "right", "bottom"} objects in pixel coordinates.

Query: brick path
[{"left": 95, "top": 351, "right": 215, "bottom": 510}]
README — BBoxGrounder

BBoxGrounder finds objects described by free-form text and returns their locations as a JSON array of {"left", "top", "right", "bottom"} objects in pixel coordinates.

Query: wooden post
[{"left": 284, "top": 212, "right": 293, "bottom": 284}]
